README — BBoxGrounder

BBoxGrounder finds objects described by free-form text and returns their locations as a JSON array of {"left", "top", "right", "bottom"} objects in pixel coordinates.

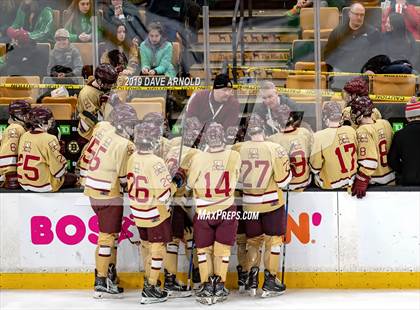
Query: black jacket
[{"left": 388, "top": 120, "right": 420, "bottom": 185}]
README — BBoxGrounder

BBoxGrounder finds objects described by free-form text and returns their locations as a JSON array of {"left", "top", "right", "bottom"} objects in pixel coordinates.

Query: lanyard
[{"left": 208, "top": 91, "right": 223, "bottom": 120}]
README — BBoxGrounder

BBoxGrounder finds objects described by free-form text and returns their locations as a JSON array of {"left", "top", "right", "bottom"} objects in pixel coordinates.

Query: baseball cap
[{"left": 213, "top": 74, "right": 233, "bottom": 89}]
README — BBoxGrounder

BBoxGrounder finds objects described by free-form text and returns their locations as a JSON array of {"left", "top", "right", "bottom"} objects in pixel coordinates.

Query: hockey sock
[
  {"left": 110, "top": 233, "right": 119, "bottom": 266},
  {"left": 197, "top": 245, "right": 213, "bottom": 282},
  {"left": 264, "top": 235, "right": 283, "bottom": 275},
  {"left": 246, "top": 235, "right": 264, "bottom": 271},
  {"left": 96, "top": 232, "right": 114, "bottom": 277},
  {"left": 140, "top": 239, "right": 151, "bottom": 279},
  {"left": 149, "top": 242, "right": 165, "bottom": 285},
  {"left": 236, "top": 233, "right": 247, "bottom": 268},
  {"left": 164, "top": 238, "right": 180, "bottom": 275},
  {"left": 213, "top": 242, "right": 231, "bottom": 282}
]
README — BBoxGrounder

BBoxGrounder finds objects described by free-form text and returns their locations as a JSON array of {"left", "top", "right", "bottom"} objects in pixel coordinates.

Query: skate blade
[
  {"left": 249, "top": 288, "right": 257, "bottom": 297},
  {"left": 93, "top": 291, "right": 123, "bottom": 299},
  {"left": 196, "top": 296, "right": 213, "bottom": 305},
  {"left": 213, "top": 296, "right": 228, "bottom": 304},
  {"left": 166, "top": 290, "right": 193, "bottom": 298},
  {"left": 261, "top": 290, "right": 285, "bottom": 298},
  {"left": 140, "top": 296, "right": 168, "bottom": 304}
]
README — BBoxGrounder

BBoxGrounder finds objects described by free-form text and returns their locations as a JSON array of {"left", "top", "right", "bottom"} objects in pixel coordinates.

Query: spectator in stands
[
  {"left": 364, "top": 13, "right": 419, "bottom": 74},
  {"left": 388, "top": 97, "right": 420, "bottom": 185},
  {"left": 140, "top": 22, "right": 176, "bottom": 78},
  {"left": 0, "top": 0, "right": 20, "bottom": 43},
  {"left": 6, "top": 0, "right": 54, "bottom": 44},
  {"left": 100, "top": 22, "right": 138, "bottom": 75},
  {"left": 253, "top": 81, "right": 299, "bottom": 135},
  {"left": 102, "top": 0, "right": 147, "bottom": 44},
  {"left": 0, "top": 36, "right": 48, "bottom": 77},
  {"left": 64, "top": 0, "right": 93, "bottom": 43},
  {"left": 47, "top": 29, "right": 83, "bottom": 78},
  {"left": 324, "top": 2, "right": 381, "bottom": 73},
  {"left": 186, "top": 73, "right": 240, "bottom": 130},
  {"left": 286, "top": 0, "right": 345, "bottom": 18},
  {"left": 382, "top": 0, "right": 420, "bottom": 40}
]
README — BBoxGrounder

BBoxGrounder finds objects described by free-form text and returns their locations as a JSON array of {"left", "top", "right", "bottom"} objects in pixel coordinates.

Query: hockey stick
[
  {"left": 121, "top": 227, "right": 141, "bottom": 246},
  {"left": 281, "top": 183, "right": 289, "bottom": 286},
  {"left": 186, "top": 239, "right": 195, "bottom": 290}
]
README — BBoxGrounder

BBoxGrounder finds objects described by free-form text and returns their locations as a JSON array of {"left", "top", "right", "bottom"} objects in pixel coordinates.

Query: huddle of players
[{"left": 0, "top": 69, "right": 395, "bottom": 305}]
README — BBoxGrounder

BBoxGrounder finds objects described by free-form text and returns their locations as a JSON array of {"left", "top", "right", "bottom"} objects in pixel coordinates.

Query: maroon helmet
[
  {"left": 225, "top": 126, "right": 239, "bottom": 145},
  {"left": 350, "top": 96, "right": 373, "bottom": 125},
  {"left": 95, "top": 64, "right": 118, "bottom": 90},
  {"left": 134, "top": 122, "right": 161, "bottom": 151},
  {"left": 183, "top": 117, "right": 202, "bottom": 146},
  {"left": 247, "top": 114, "right": 265, "bottom": 136},
  {"left": 9, "top": 100, "right": 31, "bottom": 122},
  {"left": 343, "top": 77, "right": 369, "bottom": 106},
  {"left": 110, "top": 104, "right": 139, "bottom": 139},
  {"left": 143, "top": 112, "right": 164, "bottom": 126},
  {"left": 204, "top": 122, "right": 225, "bottom": 148},
  {"left": 322, "top": 101, "right": 342, "bottom": 124},
  {"left": 271, "top": 103, "right": 291, "bottom": 128},
  {"left": 28, "top": 106, "right": 54, "bottom": 130}
]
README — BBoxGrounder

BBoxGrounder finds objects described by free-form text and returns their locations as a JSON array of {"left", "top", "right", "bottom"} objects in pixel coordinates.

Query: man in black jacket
[{"left": 388, "top": 97, "right": 420, "bottom": 185}]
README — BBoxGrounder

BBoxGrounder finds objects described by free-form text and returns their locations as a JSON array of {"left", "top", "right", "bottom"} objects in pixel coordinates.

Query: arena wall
[{"left": 0, "top": 190, "right": 419, "bottom": 289}]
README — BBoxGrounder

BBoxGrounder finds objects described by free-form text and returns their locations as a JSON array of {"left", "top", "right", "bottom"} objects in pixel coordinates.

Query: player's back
[
  {"left": 83, "top": 127, "right": 134, "bottom": 199},
  {"left": 356, "top": 119, "right": 395, "bottom": 184},
  {"left": 310, "top": 126, "right": 357, "bottom": 189},
  {"left": 127, "top": 152, "right": 172, "bottom": 228},
  {"left": 17, "top": 131, "right": 67, "bottom": 192},
  {"left": 188, "top": 149, "right": 241, "bottom": 214},
  {"left": 0, "top": 123, "right": 26, "bottom": 175},
  {"left": 268, "top": 127, "right": 312, "bottom": 190},
  {"left": 235, "top": 140, "right": 290, "bottom": 213}
]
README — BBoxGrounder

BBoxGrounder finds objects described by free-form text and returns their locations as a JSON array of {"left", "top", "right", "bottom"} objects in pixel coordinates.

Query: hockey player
[
  {"left": 187, "top": 122, "right": 241, "bottom": 305},
  {"left": 350, "top": 96, "right": 395, "bottom": 199},
  {"left": 0, "top": 100, "right": 31, "bottom": 189},
  {"left": 127, "top": 121, "right": 177, "bottom": 304},
  {"left": 17, "top": 107, "right": 77, "bottom": 192},
  {"left": 310, "top": 101, "right": 358, "bottom": 189},
  {"left": 234, "top": 114, "right": 291, "bottom": 298},
  {"left": 163, "top": 117, "right": 203, "bottom": 296},
  {"left": 268, "top": 105, "right": 313, "bottom": 190},
  {"left": 76, "top": 64, "right": 118, "bottom": 140},
  {"left": 83, "top": 104, "right": 138, "bottom": 298}
]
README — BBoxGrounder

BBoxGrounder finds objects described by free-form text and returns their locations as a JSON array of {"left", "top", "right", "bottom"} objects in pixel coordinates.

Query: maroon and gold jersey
[
  {"left": 356, "top": 119, "right": 395, "bottom": 184},
  {"left": 310, "top": 126, "right": 358, "bottom": 189},
  {"left": 17, "top": 131, "right": 67, "bottom": 192},
  {"left": 83, "top": 126, "right": 135, "bottom": 199},
  {"left": 268, "top": 127, "right": 313, "bottom": 190},
  {"left": 187, "top": 149, "right": 241, "bottom": 214},
  {"left": 76, "top": 84, "right": 104, "bottom": 139},
  {"left": 127, "top": 152, "right": 175, "bottom": 228},
  {"left": 0, "top": 123, "right": 26, "bottom": 176},
  {"left": 232, "top": 141, "right": 291, "bottom": 213}
]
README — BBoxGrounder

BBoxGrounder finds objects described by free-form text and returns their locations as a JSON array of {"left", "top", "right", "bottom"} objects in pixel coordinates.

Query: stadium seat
[
  {"left": 371, "top": 75, "right": 417, "bottom": 97},
  {"left": 0, "top": 76, "right": 40, "bottom": 99},
  {"left": 172, "top": 42, "right": 180, "bottom": 66},
  {"left": 342, "top": 7, "right": 382, "bottom": 31},
  {"left": 286, "top": 74, "right": 327, "bottom": 90},
  {"left": 300, "top": 8, "right": 339, "bottom": 39},
  {"left": 62, "top": 9, "right": 71, "bottom": 25},
  {"left": 73, "top": 42, "right": 93, "bottom": 65},
  {"left": 41, "top": 96, "right": 78, "bottom": 114},
  {"left": 0, "top": 43, "right": 5, "bottom": 58},
  {"left": 290, "top": 39, "right": 328, "bottom": 67},
  {"left": 40, "top": 103, "right": 73, "bottom": 120},
  {"left": 294, "top": 62, "right": 328, "bottom": 74},
  {"left": 129, "top": 97, "right": 165, "bottom": 118},
  {"left": 0, "top": 97, "right": 34, "bottom": 105}
]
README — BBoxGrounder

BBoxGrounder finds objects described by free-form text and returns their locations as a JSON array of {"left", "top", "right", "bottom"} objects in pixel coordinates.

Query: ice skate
[
  {"left": 141, "top": 279, "right": 168, "bottom": 304},
  {"left": 93, "top": 271, "right": 123, "bottom": 299},
  {"left": 261, "top": 269, "right": 286, "bottom": 298},
  {"left": 248, "top": 266, "right": 259, "bottom": 296},
  {"left": 163, "top": 269, "right": 192, "bottom": 298},
  {"left": 107, "top": 264, "right": 124, "bottom": 293},
  {"left": 236, "top": 265, "right": 248, "bottom": 293},
  {"left": 213, "top": 276, "right": 229, "bottom": 304},
  {"left": 195, "top": 277, "right": 215, "bottom": 305}
]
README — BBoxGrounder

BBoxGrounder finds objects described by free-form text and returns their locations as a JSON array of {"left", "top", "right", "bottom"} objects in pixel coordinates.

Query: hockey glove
[
  {"left": 351, "top": 171, "right": 370, "bottom": 199},
  {"left": 172, "top": 168, "right": 187, "bottom": 188},
  {"left": 81, "top": 110, "right": 99, "bottom": 125}
]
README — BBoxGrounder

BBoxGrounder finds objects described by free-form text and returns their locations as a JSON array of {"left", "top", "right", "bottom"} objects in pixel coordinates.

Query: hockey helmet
[
  {"left": 204, "top": 122, "right": 225, "bottom": 148},
  {"left": 28, "top": 106, "right": 54, "bottom": 130},
  {"left": 322, "top": 101, "right": 342, "bottom": 125},
  {"left": 225, "top": 126, "right": 239, "bottom": 145},
  {"left": 134, "top": 122, "right": 161, "bottom": 152},
  {"left": 110, "top": 104, "right": 139, "bottom": 139},
  {"left": 94, "top": 64, "right": 118, "bottom": 91},
  {"left": 350, "top": 96, "right": 373, "bottom": 125},
  {"left": 247, "top": 114, "right": 265, "bottom": 136},
  {"left": 271, "top": 103, "right": 291, "bottom": 128},
  {"left": 9, "top": 100, "right": 31, "bottom": 123},
  {"left": 143, "top": 112, "right": 165, "bottom": 135},
  {"left": 183, "top": 117, "right": 203, "bottom": 147}
]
